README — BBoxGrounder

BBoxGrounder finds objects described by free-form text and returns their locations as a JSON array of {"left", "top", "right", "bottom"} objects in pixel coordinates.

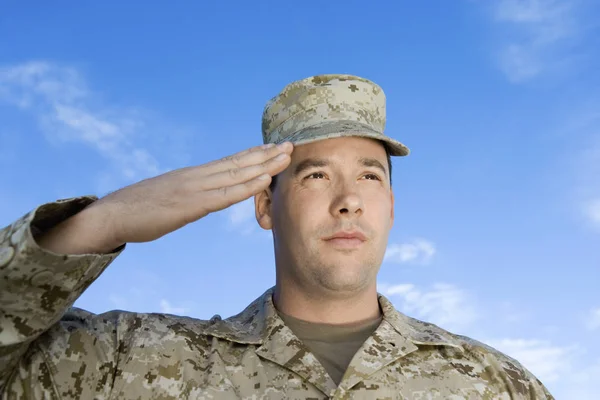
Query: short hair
[{"left": 269, "top": 143, "right": 393, "bottom": 192}]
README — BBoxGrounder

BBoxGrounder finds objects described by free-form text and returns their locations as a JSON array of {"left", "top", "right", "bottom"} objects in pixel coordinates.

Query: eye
[
  {"left": 306, "top": 172, "right": 326, "bottom": 179},
  {"left": 303, "top": 172, "right": 381, "bottom": 181},
  {"left": 362, "top": 173, "right": 382, "bottom": 181}
]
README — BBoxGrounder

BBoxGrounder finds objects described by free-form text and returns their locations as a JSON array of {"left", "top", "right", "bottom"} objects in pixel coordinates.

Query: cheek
[
  {"left": 283, "top": 191, "right": 329, "bottom": 229},
  {"left": 364, "top": 189, "right": 391, "bottom": 208},
  {"left": 364, "top": 195, "right": 393, "bottom": 224}
]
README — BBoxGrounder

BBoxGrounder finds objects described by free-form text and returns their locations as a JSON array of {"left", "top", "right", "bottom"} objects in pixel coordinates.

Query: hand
[{"left": 37, "top": 142, "right": 293, "bottom": 254}]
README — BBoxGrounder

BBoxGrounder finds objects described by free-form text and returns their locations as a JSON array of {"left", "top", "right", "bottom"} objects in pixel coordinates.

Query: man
[{"left": 0, "top": 74, "right": 553, "bottom": 399}]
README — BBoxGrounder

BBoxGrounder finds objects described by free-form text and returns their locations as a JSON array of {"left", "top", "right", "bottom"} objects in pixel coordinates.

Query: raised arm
[{"left": 0, "top": 142, "right": 292, "bottom": 397}]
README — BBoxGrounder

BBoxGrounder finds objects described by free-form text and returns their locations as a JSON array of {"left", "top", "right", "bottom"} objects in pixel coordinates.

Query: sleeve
[
  {"left": 474, "top": 341, "right": 555, "bottom": 399},
  {"left": 530, "top": 377, "right": 556, "bottom": 400},
  {"left": 506, "top": 362, "right": 556, "bottom": 400},
  {"left": 454, "top": 334, "right": 556, "bottom": 400},
  {"left": 0, "top": 196, "right": 125, "bottom": 397}
]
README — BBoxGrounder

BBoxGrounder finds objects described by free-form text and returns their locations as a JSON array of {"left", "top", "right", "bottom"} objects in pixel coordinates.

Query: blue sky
[{"left": 1, "top": 1, "right": 599, "bottom": 398}]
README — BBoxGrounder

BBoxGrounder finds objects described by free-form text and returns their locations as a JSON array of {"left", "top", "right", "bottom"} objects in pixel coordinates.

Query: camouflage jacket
[{"left": 0, "top": 197, "right": 555, "bottom": 399}]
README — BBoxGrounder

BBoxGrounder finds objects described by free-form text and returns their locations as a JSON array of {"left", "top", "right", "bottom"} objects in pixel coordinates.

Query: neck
[{"left": 273, "top": 280, "right": 381, "bottom": 325}]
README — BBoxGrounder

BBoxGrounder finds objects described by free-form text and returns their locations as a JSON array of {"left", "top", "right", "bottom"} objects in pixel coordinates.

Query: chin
[
  {"left": 317, "top": 278, "right": 373, "bottom": 294},
  {"left": 310, "top": 261, "right": 376, "bottom": 293}
]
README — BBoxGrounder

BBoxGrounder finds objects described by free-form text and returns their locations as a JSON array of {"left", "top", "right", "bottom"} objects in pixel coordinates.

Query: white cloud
[
  {"left": 52, "top": 104, "right": 124, "bottom": 149},
  {"left": 0, "top": 130, "right": 19, "bottom": 165},
  {"left": 384, "top": 239, "right": 436, "bottom": 265},
  {"left": 0, "top": 62, "right": 87, "bottom": 107},
  {"left": 498, "top": 44, "right": 542, "bottom": 82},
  {"left": 379, "top": 282, "right": 477, "bottom": 331},
  {"left": 583, "top": 199, "right": 600, "bottom": 227},
  {"left": 159, "top": 299, "right": 190, "bottom": 315},
  {"left": 108, "top": 294, "right": 130, "bottom": 310},
  {"left": 226, "top": 198, "right": 274, "bottom": 240},
  {"left": 110, "top": 293, "right": 190, "bottom": 316},
  {"left": 228, "top": 198, "right": 255, "bottom": 225},
  {"left": 103, "top": 270, "right": 191, "bottom": 315},
  {"left": 495, "top": 0, "right": 574, "bottom": 35},
  {"left": 106, "top": 270, "right": 161, "bottom": 312},
  {"left": 559, "top": 104, "right": 600, "bottom": 230},
  {"left": 585, "top": 307, "right": 600, "bottom": 330},
  {"left": 561, "top": 358, "right": 600, "bottom": 400},
  {"left": 0, "top": 61, "right": 173, "bottom": 191},
  {"left": 570, "top": 119, "right": 600, "bottom": 230},
  {"left": 226, "top": 198, "right": 258, "bottom": 235},
  {"left": 490, "top": 0, "right": 581, "bottom": 82},
  {"left": 496, "top": 300, "right": 530, "bottom": 323},
  {"left": 378, "top": 280, "right": 599, "bottom": 397}
]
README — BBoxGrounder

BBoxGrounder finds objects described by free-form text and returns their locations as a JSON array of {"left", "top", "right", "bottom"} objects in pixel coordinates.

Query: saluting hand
[{"left": 37, "top": 142, "right": 293, "bottom": 254}]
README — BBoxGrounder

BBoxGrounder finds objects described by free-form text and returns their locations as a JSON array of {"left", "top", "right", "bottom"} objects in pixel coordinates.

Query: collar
[
  {"left": 203, "top": 287, "right": 464, "bottom": 395},
  {"left": 203, "top": 287, "right": 464, "bottom": 351}
]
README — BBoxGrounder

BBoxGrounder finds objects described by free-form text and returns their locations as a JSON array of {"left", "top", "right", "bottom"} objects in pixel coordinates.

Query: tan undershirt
[{"left": 277, "top": 310, "right": 383, "bottom": 385}]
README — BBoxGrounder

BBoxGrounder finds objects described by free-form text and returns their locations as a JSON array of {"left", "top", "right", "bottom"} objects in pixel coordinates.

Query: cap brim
[{"left": 273, "top": 121, "right": 410, "bottom": 156}]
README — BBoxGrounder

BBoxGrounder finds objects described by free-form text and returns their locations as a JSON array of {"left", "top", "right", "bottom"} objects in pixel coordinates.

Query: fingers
[
  {"left": 172, "top": 141, "right": 294, "bottom": 221},
  {"left": 204, "top": 142, "right": 293, "bottom": 174},
  {"left": 199, "top": 151, "right": 291, "bottom": 191},
  {"left": 200, "top": 173, "right": 274, "bottom": 213}
]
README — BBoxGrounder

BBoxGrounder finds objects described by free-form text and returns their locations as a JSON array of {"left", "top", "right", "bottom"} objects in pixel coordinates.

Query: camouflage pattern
[
  {"left": 262, "top": 74, "right": 411, "bottom": 156},
  {"left": 0, "top": 197, "right": 555, "bottom": 399}
]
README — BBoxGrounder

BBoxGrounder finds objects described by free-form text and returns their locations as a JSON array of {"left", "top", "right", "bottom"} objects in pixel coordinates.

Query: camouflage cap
[{"left": 262, "top": 74, "right": 409, "bottom": 156}]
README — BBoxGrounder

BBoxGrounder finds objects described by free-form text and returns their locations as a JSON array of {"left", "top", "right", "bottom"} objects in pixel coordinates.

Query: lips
[
  {"left": 323, "top": 230, "right": 367, "bottom": 249},
  {"left": 324, "top": 231, "right": 367, "bottom": 241}
]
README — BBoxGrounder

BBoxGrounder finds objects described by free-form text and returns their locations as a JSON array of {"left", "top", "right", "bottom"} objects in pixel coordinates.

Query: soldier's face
[{"left": 263, "top": 136, "right": 394, "bottom": 294}]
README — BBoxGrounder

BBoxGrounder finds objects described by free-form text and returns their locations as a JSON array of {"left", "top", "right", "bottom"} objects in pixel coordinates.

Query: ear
[
  {"left": 255, "top": 189, "right": 274, "bottom": 230},
  {"left": 389, "top": 190, "right": 395, "bottom": 229}
]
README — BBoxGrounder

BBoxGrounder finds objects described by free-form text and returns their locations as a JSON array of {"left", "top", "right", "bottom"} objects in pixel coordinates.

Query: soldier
[{"left": 0, "top": 74, "right": 554, "bottom": 399}]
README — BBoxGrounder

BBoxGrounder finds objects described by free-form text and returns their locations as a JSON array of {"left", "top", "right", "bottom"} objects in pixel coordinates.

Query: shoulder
[
  {"left": 398, "top": 312, "right": 539, "bottom": 382},
  {"left": 394, "top": 311, "right": 553, "bottom": 399},
  {"left": 451, "top": 333, "right": 533, "bottom": 379},
  {"left": 39, "top": 307, "right": 222, "bottom": 355},
  {"left": 63, "top": 306, "right": 219, "bottom": 335},
  {"left": 448, "top": 332, "right": 554, "bottom": 399}
]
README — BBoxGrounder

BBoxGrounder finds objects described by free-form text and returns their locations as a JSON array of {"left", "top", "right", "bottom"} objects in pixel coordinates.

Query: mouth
[{"left": 322, "top": 231, "right": 367, "bottom": 249}]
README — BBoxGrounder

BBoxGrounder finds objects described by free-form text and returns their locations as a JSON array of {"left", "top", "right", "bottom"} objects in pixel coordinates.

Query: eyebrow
[{"left": 293, "top": 157, "right": 388, "bottom": 177}]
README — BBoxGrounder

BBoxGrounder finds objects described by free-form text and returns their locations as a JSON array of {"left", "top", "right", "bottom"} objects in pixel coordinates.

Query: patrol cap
[{"left": 262, "top": 74, "right": 410, "bottom": 156}]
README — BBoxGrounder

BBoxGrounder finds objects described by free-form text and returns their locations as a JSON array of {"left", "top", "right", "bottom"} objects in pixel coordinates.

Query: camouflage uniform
[{"left": 0, "top": 75, "right": 555, "bottom": 399}]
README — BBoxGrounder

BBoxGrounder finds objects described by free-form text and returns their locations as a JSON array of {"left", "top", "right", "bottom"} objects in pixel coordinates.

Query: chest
[{"left": 110, "top": 341, "right": 515, "bottom": 400}]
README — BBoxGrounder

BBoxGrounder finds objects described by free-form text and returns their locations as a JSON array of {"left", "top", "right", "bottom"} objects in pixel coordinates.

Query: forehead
[{"left": 290, "top": 136, "right": 387, "bottom": 163}]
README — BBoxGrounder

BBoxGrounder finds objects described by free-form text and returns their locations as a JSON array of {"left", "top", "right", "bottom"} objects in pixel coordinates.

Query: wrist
[{"left": 36, "top": 203, "right": 122, "bottom": 255}]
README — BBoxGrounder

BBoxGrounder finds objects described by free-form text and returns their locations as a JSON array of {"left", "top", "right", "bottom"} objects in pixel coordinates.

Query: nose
[{"left": 329, "top": 184, "right": 364, "bottom": 218}]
